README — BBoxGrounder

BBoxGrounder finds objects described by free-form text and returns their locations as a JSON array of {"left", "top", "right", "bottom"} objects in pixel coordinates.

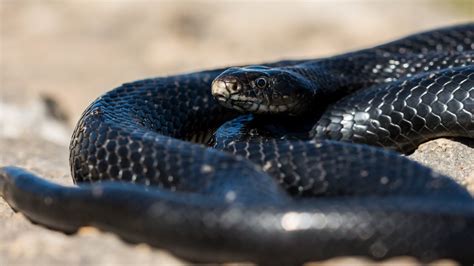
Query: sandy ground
[{"left": 0, "top": 1, "right": 473, "bottom": 265}]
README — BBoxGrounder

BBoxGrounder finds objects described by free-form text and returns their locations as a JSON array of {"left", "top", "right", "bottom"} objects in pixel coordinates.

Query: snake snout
[{"left": 211, "top": 77, "right": 241, "bottom": 100}]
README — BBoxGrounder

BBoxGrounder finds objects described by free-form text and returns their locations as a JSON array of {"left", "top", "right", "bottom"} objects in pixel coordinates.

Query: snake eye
[{"left": 255, "top": 77, "right": 267, "bottom": 89}]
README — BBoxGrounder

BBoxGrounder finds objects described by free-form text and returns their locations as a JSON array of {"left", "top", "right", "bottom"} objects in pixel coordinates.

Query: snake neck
[{"left": 281, "top": 49, "right": 473, "bottom": 105}]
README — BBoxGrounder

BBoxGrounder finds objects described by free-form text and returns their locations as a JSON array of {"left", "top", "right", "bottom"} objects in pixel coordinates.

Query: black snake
[{"left": 1, "top": 24, "right": 473, "bottom": 264}]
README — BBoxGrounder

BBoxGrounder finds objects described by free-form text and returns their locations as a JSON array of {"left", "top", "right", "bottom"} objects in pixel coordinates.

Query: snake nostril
[{"left": 226, "top": 80, "right": 240, "bottom": 92}]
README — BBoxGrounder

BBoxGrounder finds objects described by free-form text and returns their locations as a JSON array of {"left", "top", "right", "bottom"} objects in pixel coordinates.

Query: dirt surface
[{"left": 0, "top": 1, "right": 473, "bottom": 265}]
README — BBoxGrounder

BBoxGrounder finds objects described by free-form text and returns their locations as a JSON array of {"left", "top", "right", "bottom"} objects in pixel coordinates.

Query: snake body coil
[{"left": 1, "top": 24, "right": 473, "bottom": 264}]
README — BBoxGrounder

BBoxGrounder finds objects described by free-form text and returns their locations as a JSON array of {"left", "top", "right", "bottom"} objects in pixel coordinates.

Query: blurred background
[{"left": 0, "top": 1, "right": 473, "bottom": 265}]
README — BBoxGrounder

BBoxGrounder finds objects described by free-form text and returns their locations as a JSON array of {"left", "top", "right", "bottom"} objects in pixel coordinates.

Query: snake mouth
[
  {"left": 211, "top": 78, "right": 241, "bottom": 99},
  {"left": 212, "top": 77, "right": 246, "bottom": 110},
  {"left": 218, "top": 95, "right": 295, "bottom": 113}
]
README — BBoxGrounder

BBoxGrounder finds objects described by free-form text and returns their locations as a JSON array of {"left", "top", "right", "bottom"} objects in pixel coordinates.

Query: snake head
[{"left": 211, "top": 66, "right": 315, "bottom": 115}]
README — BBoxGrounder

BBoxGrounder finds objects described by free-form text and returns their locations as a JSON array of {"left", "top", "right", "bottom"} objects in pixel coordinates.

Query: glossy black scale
[{"left": 0, "top": 23, "right": 473, "bottom": 264}]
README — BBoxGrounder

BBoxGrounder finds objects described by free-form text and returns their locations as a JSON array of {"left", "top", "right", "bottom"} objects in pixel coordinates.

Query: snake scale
[{"left": 1, "top": 24, "right": 473, "bottom": 264}]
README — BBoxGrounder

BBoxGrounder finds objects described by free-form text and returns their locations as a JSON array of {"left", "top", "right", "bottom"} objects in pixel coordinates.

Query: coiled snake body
[{"left": 1, "top": 24, "right": 473, "bottom": 264}]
